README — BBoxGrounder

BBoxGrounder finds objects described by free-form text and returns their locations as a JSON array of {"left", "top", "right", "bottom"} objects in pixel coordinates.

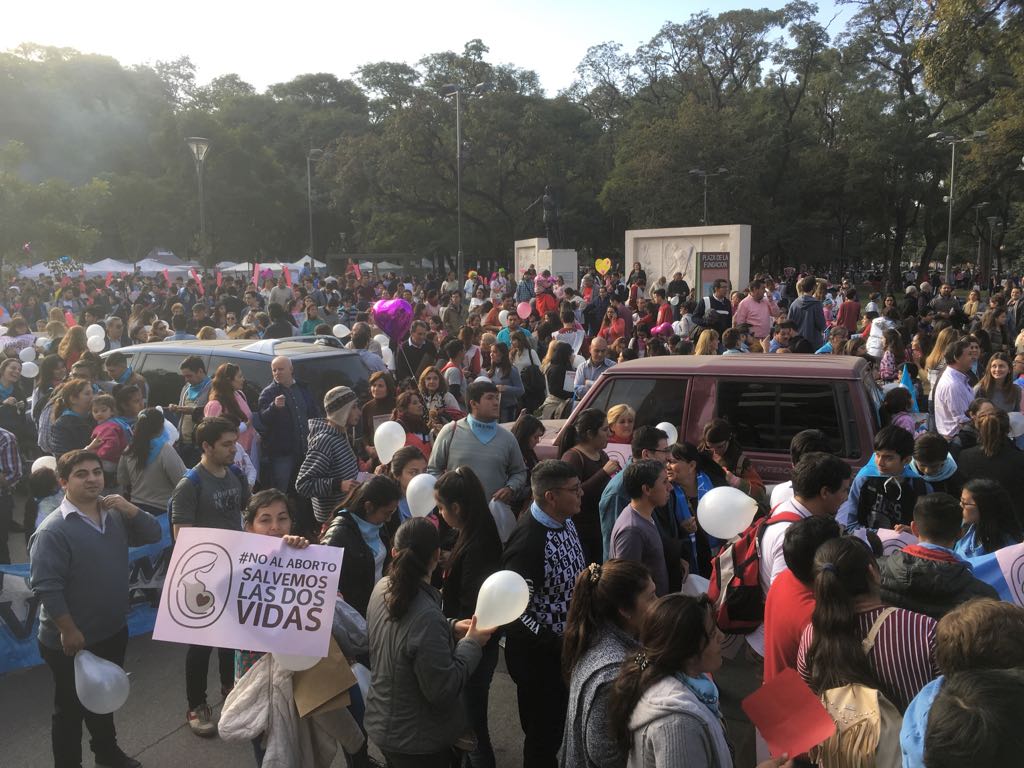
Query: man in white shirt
[
  {"left": 749, "top": 452, "right": 851, "bottom": 657},
  {"left": 572, "top": 337, "right": 614, "bottom": 400},
  {"left": 933, "top": 339, "right": 975, "bottom": 440}
]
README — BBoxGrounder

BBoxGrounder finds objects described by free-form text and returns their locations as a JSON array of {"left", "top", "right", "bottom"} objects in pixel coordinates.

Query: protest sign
[
  {"left": 153, "top": 528, "right": 343, "bottom": 658},
  {"left": 604, "top": 443, "right": 631, "bottom": 470},
  {"left": 969, "top": 542, "right": 1024, "bottom": 606}
]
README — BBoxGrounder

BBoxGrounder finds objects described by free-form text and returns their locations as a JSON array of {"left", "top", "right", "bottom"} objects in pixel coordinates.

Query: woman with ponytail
[
  {"left": 608, "top": 593, "right": 791, "bottom": 768},
  {"left": 561, "top": 560, "right": 655, "bottom": 768},
  {"left": 957, "top": 409, "right": 1024, "bottom": 524},
  {"left": 434, "top": 466, "right": 503, "bottom": 768},
  {"left": 365, "top": 518, "right": 494, "bottom": 767},
  {"left": 797, "top": 537, "right": 938, "bottom": 712},
  {"left": 117, "top": 408, "right": 186, "bottom": 516}
]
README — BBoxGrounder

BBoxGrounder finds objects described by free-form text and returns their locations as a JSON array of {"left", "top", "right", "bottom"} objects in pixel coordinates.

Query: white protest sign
[
  {"left": 604, "top": 443, "right": 632, "bottom": 470},
  {"left": 153, "top": 528, "right": 343, "bottom": 657}
]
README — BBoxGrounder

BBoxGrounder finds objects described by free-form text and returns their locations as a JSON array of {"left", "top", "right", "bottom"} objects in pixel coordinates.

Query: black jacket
[
  {"left": 323, "top": 511, "right": 390, "bottom": 618},
  {"left": 257, "top": 380, "right": 320, "bottom": 458},
  {"left": 879, "top": 548, "right": 998, "bottom": 620},
  {"left": 956, "top": 444, "right": 1024, "bottom": 527},
  {"left": 441, "top": 521, "right": 503, "bottom": 621}
]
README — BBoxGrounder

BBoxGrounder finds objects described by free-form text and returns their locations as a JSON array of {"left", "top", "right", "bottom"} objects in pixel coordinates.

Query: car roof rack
[{"left": 240, "top": 335, "right": 345, "bottom": 355}]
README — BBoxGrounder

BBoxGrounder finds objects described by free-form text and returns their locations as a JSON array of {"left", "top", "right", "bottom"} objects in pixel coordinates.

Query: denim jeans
[
  {"left": 267, "top": 455, "right": 295, "bottom": 493},
  {"left": 463, "top": 637, "right": 499, "bottom": 768},
  {"left": 39, "top": 626, "right": 128, "bottom": 768},
  {"left": 185, "top": 644, "right": 235, "bottom": 709}
]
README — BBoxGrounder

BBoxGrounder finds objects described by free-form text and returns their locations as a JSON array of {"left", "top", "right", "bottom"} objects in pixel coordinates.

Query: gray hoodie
[{"left": 626, "top": 676, "right": 732, "bottom": 768}]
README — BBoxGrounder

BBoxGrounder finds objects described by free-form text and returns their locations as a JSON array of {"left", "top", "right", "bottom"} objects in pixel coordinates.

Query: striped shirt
[
  {"left": 0, "top": 427, "right": 22, "bottom": 491},
  {"left": 796, "top": 605, "right": 939, "bottom": 712}
]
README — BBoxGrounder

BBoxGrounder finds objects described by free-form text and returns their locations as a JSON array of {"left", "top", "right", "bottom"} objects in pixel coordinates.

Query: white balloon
[
  {"left": 474, "top": 570, "right": 530, "bottom": 630},
  {"left": 20, "top": 361, "right": 39, "bottom": 378},
  {"left": 670, "top": 296, "right": 680, "bottom": 306},
  {"left": 473, "top": 375, "right": 492, "bottom": 383},
  {"left": 164, "top": 419, "right": 179, "bottom": 445},
  {"left": 74, "top": 651, "right": 130, "bottom": 714},
  {"left": 18, "top": 346, "right": 35, "bottom": 362},
  {"left": 696, "top": 486, "right": 759, "bottom": 541},
  {"left": 406, "top": 473, "right": 437, "bottom": 518},
  {"left": 35, "top": 335, "right": 50, "bottom": 349},
  {"left": 31, "top": 455, "right": 57, "bottom": 473},
  {"left": 1009, "top": 412, "right": 1024, "bottom": 439},
  {"left": 572, "top": 354, "right": 585, "bottom": 369},
  {"left": 374, "top": 421, "right": 406, "bottom": 464},
  {"left": 333, "top": 323, "right": 351, "bottom": 338},
  {"left": 87, "top": 335, "right": 106, "bottom": 352},
  {"left": 381, "top": 346, "right": 395, "bottom": 370},
  {"left": 373, "top": 333, "right": 390, "bottom": 349},
  {"left": 655, "top": 421, "right": 678, "bottom": 445},
  {"left": 0, "top": 326, "right": 7, "bottom": 336},
  {"left": 274, "top": 653, "right": 320, "bottom": 671},
  {"left": 498, "top": 309, "right": 510, "bottom": 327},
  {"left": 86, "top": 324, "right": 105, "bottom": 339}
]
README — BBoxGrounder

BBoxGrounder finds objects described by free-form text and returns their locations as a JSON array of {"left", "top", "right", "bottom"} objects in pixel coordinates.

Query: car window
[
  {"left": 716, "top": 380, "right": 846, "bottom": 455},
  {"left": 586, "top": 377, "right": 686, "bottom": 432},
  {"left": 294, "top": 355, "right": 371, "bottom": 403},
  {"left": 138, "top": 352, "right": 191, "bottom": 408}
]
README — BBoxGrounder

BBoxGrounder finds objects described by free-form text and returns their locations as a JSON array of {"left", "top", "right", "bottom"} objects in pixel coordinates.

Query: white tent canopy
[
  {"left": 135, "top": 259, "right": 195, "bottom": 275},
  {"left": 81, "top": 258, "right": 134, "bottom": 275}
]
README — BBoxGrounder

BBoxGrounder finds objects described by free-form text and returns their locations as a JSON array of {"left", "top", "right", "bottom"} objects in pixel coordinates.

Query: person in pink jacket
[{"left": 204, "top": 363, "right": 255, "bottom": 455}]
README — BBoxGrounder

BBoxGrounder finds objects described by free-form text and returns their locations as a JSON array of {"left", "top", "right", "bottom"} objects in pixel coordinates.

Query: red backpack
[{"left": 706, "top": 509, "right": 803, "bottom": 634}]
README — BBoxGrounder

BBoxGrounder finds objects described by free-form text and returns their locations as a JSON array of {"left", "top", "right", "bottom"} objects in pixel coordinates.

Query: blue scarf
[
  {"left": 671, "top": 484, "right": 700, "bottom": 569},
  {"left": 398, "top": 498, "right": 412, "bottom": 522},
  {"left": 146, "top": 433, "right": 170, "bottom": 466},
  {"left": 0, "top": 383, "right": 12, "bottom": 400},
  {"left": 467, "top": 414, "right": 498, "bottom": 445},
  {"left": 116, "top": 367, "right": 134, "bottom": 385},
  {"left": 352, "top": 512, "right": 385, "bottom": 557},
  {"left": 59, "top": 408, "right": 86, "bottom": 419},
  {"left": 111, "top": 416, "right": 134, "bottom": 440},
  {"left": 675, "top": 672, "right": 721, "bottom": 716},
  {"left": 186, "top": 376, "right": 212, "bottom": 401}
]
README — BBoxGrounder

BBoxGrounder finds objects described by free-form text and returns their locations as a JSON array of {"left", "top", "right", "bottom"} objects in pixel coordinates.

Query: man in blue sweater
[{"left": 30, "top": 449, "right": 162, "bottom": 768}]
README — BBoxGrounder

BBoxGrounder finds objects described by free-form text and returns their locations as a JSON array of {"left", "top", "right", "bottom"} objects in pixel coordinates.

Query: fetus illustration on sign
[{"left": 167, "top": 542, "right": 232, "bottom": 629}]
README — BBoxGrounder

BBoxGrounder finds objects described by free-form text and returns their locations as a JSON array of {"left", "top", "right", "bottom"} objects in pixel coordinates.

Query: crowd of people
[{"left": 4, "top": 259, "right": 1024, "bottom": 768}]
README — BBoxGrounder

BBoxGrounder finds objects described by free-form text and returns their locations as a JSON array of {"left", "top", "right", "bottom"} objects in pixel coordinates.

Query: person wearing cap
[{"left": 296, "top": 386, "right": 362, "bottom": 525}]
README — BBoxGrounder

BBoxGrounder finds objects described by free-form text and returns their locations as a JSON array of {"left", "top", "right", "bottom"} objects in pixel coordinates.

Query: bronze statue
[{"left": 525, "top": 185, "right": 561, "bottom": 248}]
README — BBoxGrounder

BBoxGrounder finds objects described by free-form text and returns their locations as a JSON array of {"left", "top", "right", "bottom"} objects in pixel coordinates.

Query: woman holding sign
[{"left": 365, "top": 517, "right": 495, "bottom": 767}]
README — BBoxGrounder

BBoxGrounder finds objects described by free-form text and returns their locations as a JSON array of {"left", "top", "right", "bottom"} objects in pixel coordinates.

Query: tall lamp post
[
  {"left": 439, "top": 82, "right": 493, "bottom": 282},
  {"left": 185, "top": 137, "right": 211, "bottom": 262},
  {"left": 987, "top": 215, "right": 1001, "bottom": 291},
  {"left": 928, "top": 130, "right": 986, "bottom": 283},
  {"left": 688, "top": 167, "right": 729, "bottom": 225},
  {"left": 306, "top": 148, "right": 324, "bottom": 260}
]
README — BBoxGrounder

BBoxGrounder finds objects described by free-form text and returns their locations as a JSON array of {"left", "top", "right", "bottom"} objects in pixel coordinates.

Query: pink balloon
[
  {"left": 651, "top": 322, "right": 674, "bottom": 336},
  {"left": 516, "top": 301, "right": 532, "bottom": 320},
  {"left": 372, "top": 298, "right": 414, "bottom": 342}
]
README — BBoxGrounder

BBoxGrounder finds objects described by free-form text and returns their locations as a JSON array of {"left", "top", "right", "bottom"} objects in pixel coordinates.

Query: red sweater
[{"left": 763, "top": 569, "right": 815, "bottom": 683}]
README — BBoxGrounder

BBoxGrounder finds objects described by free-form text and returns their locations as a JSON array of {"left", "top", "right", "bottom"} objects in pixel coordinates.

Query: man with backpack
[{"left": 170, "top": 417, "right": 251, "bottom": 738}]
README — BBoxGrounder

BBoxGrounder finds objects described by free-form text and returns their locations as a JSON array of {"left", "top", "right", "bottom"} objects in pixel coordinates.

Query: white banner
[{"left": 153, "top": 528, "right": 343, "bottom": 657}]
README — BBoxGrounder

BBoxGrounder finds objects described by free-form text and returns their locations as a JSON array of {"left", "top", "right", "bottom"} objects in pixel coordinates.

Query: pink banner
[{"left": 153, "top": 528, "right": 343, "bottom": 657}]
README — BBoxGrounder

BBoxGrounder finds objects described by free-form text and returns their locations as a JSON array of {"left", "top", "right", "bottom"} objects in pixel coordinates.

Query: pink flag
[
  {"left": 252, "top": 263, "right": 260, "bottom": 286},
  {"left": 163, "top": 269, "right": 171, "bottom": 287},
  {"left": 190, "top": 268, "right": 204, "bottom": 296},
  {"left": 216, "top": 270, "right": 223, "bottom": 288},
  {"left": 283, "top": 266, "right": 292, "bottom": 287},
  {"left": 105, "top": 272, "right": 113, "bottom": 287}
]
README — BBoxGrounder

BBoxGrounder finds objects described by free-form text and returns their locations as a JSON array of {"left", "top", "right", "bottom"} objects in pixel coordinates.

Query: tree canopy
[{"left": 1, "top": 4, "right": 1022, "bottom": 280}]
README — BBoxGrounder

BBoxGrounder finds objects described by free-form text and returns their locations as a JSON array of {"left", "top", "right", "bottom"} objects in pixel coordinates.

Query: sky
[{"left": 2, "top": 0, "right": 852, "bottom": 95}]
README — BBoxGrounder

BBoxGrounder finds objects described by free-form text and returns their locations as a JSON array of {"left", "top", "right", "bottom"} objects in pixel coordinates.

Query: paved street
[{"left": 1, "top": 628, "right": 525, "bottom": 768}]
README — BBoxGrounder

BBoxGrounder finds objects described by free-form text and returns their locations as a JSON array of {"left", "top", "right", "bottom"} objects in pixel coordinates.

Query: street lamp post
[
  {"left": 185, "top": 137, "right": 211, "bottom": 262},
  {"left": 987, "top": 215, "right": 1000, "bottom": 291},
  {"left": 688, "top": 167, "right": 729, "bottom": 225},
  {"left": 306, "top": 148, "right": 324, "bottom": 260},
  {"left": 928, "top": 130, "right": 987, "bottom": 284},
  {"left": 973, "top": 202, "right": 988, "bottom": 289},
  {"left": 440, "top": 82, "right": 493, "bottom": 282}
]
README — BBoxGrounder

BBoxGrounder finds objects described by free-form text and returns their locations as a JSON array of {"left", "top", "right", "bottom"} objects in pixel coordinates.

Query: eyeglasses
[{"left": 553, "top": 484, "right": 583, "bottom": 495}]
